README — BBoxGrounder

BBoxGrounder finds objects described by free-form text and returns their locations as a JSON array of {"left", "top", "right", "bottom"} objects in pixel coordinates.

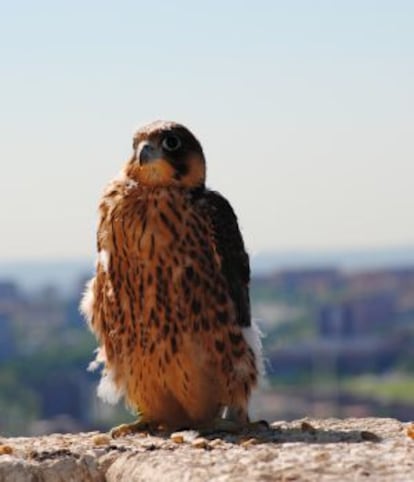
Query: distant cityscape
[
  {"left": 2, "top": 245, "right": 414, "bottom": 293},
  {"left": 254, "top": 266, "right": 414, "bottom": 422},
  {"left": 0, "top": 251, "right": 413, "bottom": 436}
]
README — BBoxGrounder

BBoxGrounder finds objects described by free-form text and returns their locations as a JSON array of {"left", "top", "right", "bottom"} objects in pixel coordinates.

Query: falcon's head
[{"left": 125, "top": 121, "right": 205, "bottom": 188}]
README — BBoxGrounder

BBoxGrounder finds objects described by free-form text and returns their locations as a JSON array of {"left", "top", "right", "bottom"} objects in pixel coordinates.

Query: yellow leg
[{"left": 110, "top": 418, "right": 152, "bottom": 438}]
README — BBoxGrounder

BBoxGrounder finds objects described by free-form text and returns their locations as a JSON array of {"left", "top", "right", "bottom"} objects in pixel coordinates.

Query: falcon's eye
[{"left": 162, "top": 134, "right": 181, "bottom": 152}]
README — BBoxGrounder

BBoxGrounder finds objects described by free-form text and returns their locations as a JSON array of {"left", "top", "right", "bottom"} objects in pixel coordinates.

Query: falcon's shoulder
[
  {"left": 96, "top": 175, "right": 140, "bottom": 252},
  {"left": 191, "top": 187, "right": 251, "bottom": 327}
]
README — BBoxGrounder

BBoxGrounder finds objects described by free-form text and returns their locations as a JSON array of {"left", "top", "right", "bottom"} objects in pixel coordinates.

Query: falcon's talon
[
  {"left": 110, "top": 420, "right": 150, "bottom": 438},
  {"left": 246, "top": 420, "right": 270, "bottom": 432},
  {"left": 199, "top": 417, "right": 243, "bottom": 435},
  {"left": 198, "top": 418, "right": 269, "bottom": 435}
]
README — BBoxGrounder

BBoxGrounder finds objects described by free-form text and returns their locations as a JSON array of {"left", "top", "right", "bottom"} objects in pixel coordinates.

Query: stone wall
[{"left": 0, "top": 417, "right": 413, "bottom": 481}]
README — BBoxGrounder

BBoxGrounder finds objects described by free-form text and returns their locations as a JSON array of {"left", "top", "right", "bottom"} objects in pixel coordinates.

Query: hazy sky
[{"left": 1, "top": 1, "right": 413, "bottom": 259}]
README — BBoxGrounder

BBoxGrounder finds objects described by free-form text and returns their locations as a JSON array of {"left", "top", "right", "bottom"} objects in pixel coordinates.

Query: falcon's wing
[
  {"left": 82, "top": 179, "right": 123, "bottom": 363},
  {"left": 193, "top": 188, "right": 251, "bottom": 327}
]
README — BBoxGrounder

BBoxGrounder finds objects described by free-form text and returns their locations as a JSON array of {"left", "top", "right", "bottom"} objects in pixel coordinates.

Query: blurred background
[{"left": 1, "top": 0, "right": 413, "bottom": 435}]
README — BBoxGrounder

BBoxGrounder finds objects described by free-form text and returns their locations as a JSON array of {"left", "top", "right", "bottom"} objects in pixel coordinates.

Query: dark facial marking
[{"left": 133, "top": 123, "right": 204, "bottom": 181}]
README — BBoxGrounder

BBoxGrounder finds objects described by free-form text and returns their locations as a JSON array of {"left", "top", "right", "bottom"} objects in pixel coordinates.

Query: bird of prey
[{"left": 81, "top": 120, "right": 263, "bottom": 436}]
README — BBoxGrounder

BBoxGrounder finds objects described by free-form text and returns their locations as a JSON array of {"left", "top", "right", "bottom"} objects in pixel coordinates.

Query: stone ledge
[{"left": 0, "top": 418, "right": 413, "bottom": 481}]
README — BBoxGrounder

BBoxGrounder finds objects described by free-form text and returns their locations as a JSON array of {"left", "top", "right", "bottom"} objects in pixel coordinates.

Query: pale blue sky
[{"left": 1, "top": 1, "right": 413, "bottom": 259}]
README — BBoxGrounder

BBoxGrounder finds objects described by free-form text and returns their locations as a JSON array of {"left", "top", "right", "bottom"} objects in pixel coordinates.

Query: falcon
[{"left": 81, "top": 120, "right": 263, "bottom": 436}]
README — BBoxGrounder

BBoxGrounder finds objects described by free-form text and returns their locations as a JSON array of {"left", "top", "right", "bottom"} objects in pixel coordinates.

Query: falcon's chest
[
  {"left": 99, "top": 185, "right": 224, "bottom": 349},
  {"left": 103, "top": 186, "right": 213, "bottom": 264}
]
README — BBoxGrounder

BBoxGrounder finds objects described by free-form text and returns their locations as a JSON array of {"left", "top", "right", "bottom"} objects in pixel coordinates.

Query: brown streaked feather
[{"left": 86, "top": 176, "right": 257, "bottom": 427}]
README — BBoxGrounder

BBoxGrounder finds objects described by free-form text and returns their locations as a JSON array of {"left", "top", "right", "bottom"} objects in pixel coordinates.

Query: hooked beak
[{"left": 137, "top": 141, "right": 164, "bottom": 166}]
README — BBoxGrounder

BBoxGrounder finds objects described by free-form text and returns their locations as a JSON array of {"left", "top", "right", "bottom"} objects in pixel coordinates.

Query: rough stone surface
[{"left": 0, "top": 418, "right": 413, "bottom": 481}]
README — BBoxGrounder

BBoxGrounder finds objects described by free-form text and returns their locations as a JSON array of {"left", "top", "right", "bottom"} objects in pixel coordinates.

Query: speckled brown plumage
[{"left": 81, "top": 120, "right": 260, "bottom": 431}]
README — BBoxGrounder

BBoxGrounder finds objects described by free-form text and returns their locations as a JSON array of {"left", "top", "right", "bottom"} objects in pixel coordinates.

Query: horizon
[
  {"left": 2, "top": 244, "right": 414, "bottom": 295},
  {"left": 1, "top": 1, "right": 413, "bottom": 259},
  {"left": 2, "top": 242, "right": 414, "bottom": 264}
]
